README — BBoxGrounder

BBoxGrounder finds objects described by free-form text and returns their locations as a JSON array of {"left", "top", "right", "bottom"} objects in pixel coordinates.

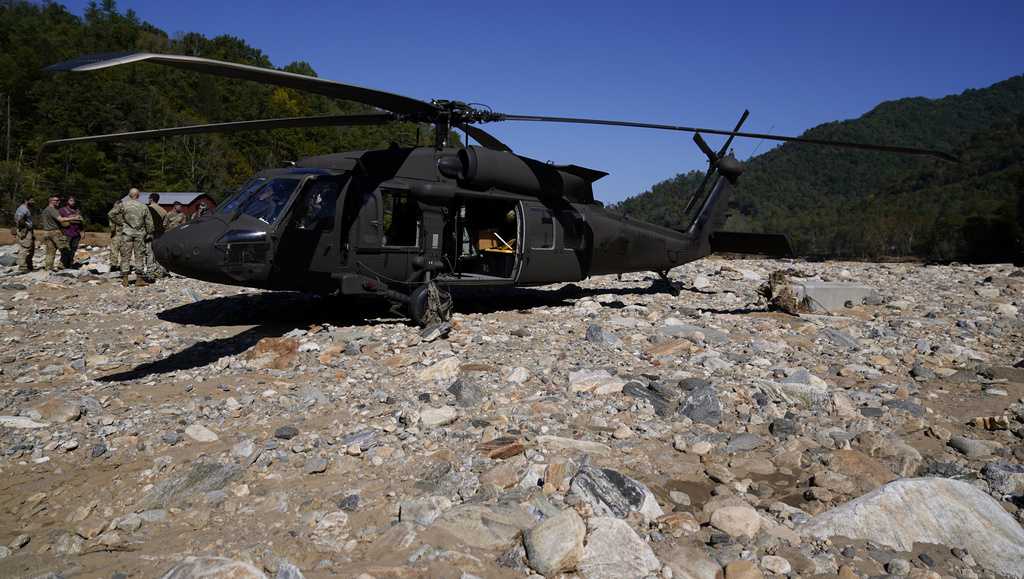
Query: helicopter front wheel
[{"left": 409, "top": 281, "right": 453, "bottom": 326}]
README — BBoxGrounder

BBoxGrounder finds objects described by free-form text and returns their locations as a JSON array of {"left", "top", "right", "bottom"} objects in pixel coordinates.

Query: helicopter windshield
[{"left": 218, "top": 177, "right": 302, "bottom": 224}]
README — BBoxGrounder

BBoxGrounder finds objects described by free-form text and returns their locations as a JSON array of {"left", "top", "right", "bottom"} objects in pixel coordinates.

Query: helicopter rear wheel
[{"left": 409, "top": 281, "right": 453, "bottom": 326}]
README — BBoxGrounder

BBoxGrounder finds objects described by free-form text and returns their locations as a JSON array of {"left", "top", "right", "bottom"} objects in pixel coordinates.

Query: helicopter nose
[{"left": 153, "top": 219, "right": 230, "bottom": 282}]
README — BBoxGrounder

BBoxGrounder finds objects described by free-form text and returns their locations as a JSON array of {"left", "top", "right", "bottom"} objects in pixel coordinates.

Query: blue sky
[{"left": 65, "top": 0, "right": 1024, "bottom": 203}]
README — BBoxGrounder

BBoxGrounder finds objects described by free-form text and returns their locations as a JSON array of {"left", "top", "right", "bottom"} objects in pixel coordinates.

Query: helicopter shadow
[{"left": 97, "top": 291, "right": 400, "bottom": 383}]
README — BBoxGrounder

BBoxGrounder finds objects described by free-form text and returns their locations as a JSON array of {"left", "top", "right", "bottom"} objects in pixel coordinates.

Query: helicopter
[{"left": 42, "top": 52, "right": 956, "bottom": 325}]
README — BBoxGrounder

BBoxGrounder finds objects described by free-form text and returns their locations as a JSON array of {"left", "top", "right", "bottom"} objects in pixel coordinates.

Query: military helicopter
[{"left": 42, "top": 52, "right": 955, "bottom": 325}]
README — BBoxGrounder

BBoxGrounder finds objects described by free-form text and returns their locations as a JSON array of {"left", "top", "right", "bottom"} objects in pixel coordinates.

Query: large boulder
[
  {"left": 800, "top": 478, "right": 1024, "bottom": 578},
  {"left": 570, "top": 466, "right": 664, "bottom": 523},
  {"left": 524, "top": 509, "right": 586, "bottom": 576},
  {"left": 578, "top": 517, "right": 661, "bottom": 579}
]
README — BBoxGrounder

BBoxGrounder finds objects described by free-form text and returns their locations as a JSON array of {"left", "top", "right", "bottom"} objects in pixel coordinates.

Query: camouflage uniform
[
  {"left": 147, "top": 202, "right": 168, "bottom": 278},
  {"left": 163, "top": 210, "right": 186, "bottom": 230},
  {"left": 111, "top": 197, "right": 154, "bottom": 284},
  {"left": 40, "top": 205, "right": 69, "bottom": 271},
  {"left": 14, "top": 202, "right": 35, "bottom": 274},
  {"left": 108, "top": 202, "right": 123, "bottom": 270}
]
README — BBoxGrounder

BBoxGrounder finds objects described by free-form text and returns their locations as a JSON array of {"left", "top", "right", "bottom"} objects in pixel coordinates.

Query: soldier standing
[
  {"left": 146, "top": 193, "right": 168, "bottom": 278},
  {"left": 163, "top": 201, "right": 186, "bottom": 230},
  {"left": 107, "top": 199, "right": 123, "bottom": 272},
  {"left": 111, "top": 188, "right": 154, "bottom": 287},
  {"left": 40, "top": 195, "right": 76, "bottom": 271},
  {"left": 13, "top": 197, "right": 35, "bottom": 274}
]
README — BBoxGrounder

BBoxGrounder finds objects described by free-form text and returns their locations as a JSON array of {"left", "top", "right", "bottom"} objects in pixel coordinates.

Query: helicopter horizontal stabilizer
[{"left": 709, "top": 231, "right": 793, "bottom": 257}]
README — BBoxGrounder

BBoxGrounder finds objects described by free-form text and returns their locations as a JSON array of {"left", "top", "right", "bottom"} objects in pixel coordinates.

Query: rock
[
  {"left": 245, "top": 337, "right": 299, "bottom": 370},
  {"left": 948, "top": 435, "right": 999, "bottom": 458},
  {"left": 232, "top": 439, "right": 256, "bottom": 459},
  {"left": 578, "top": 517, "right": 661, "bottom": 579},
  {"left": 887, "top": 558, "right": 912, "bottom": 575},
  {"left": 982, "top": 462, "right": 1024, "bottom": 496},
  {"left": 274, "top": 425, "right": 299, "bottom": 440},
  {"left": 184, "top": 424, "right": 219, "bottom": 443},
  {"left": 760, "top": 555, "right": 791, "bottom": 575},
  {"left": 710, "top": 504, "right": 762, "bottom": 538},
  {"left": 536, "top": 435, "right": 612, "bottom": 456},
  {"left": 524, "top": 509, "right": 586, "bottom": 576},
  {"left": 585, "top": 324, "right": 623, "bottom": 347},
  {"left": 0, "top": 416, "right": 49, "bottom": 429},
  {"left": 37, "top": 399, "right": 81, "bottom": 423},
  {"left": 159, "top": 556, "right": 267, "bottom": 578},
  {"left": 569, "top": 368, "right": 626, "bottom": 395},
  {"left": 430, "top": 504, "right": 536, "bottom": 550},
  {"left": 570, "top": 466, "right": 664, "bottom": 523},
  {"left": 724, "top": 560, "right": 764, "bottom": 579},
  {"left": 801, "top": 478, "right": 1024, "bottom": 578},
  {"left": 417, "top": 356, "right": 461, "bottom": 382},
  {"left": 400, "top": 495, "right": 453, "bottom": 526},
  {"left": 790, "top": 280, "right": 881, "bottom": 313},
  {"left": 0, "top": 546, "right": 9, "bottom": 559},
  {"left": 419, "top": 405, "right": 458, "bottom": 428},
  {"left": 660, "top": 540, "right": 722, "bottom": 579},
  {"left": 303, "top": 457, "right": 328, "bottom": 475},
  {"left": 622, "top": 381, "right": 677, "bottom": 417},
  {"left": 141, "top": 461, "right": 242, "bottom": 510},
  {"left": 725, "top": 433, "right": 765, "bottom": 453},
  {"left": 447, "top": 379, "right": 484, "bottom": 407},
  {"left": 275, "top": 561, "right": 305, "bottom": 579},
  {"left": 678, "top": 381, "right": 722, "bottom": 425},
  {"left": 162, "top": 432, "right": 182, "bottom": 445}
]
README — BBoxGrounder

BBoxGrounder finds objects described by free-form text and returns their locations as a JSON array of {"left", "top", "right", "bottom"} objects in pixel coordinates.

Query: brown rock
[
  {"left": 725, "top": 559, "right": 764, "bottom": 579},
  {"left": 477, "top": 437, "right": 525, "bottom": 460},
  {"left": 480, "top": 455, "right": 527, "bottom": 488},
  {"left": 245, "top": 337, "right": 298, "bottom": 370}
]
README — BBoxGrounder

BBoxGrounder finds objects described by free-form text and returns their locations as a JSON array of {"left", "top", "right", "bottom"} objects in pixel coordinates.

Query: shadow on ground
[{"left": 98, "top": 279, "right": 712, "bottom": 382}]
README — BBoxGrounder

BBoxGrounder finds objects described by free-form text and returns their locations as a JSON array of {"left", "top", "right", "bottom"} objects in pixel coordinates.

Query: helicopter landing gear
[
  {"left": 655, "top": 269, "right": 681, "bottom": 296},
  {"left": 409, "top": 281, "right": 453, "bottom": 326}
]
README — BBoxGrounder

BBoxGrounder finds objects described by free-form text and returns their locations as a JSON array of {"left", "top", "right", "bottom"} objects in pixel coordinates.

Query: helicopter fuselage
[{"left": 153, "top": 145, "right": 727, "bottom": 303}]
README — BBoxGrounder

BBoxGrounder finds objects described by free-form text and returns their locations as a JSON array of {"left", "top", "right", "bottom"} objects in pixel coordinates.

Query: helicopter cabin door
[
  {"left": 274, "top": 175, "right": 347, "bottom": 278},
  {"left": 352, "top": 187, "right": 422, "bottom": 281},
  {"left": 515, "top": 201, "right": 586, "bottom": 284}
]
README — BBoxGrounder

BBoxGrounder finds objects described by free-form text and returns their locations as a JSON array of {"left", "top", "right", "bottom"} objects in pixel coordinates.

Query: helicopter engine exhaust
[{"left": 451, "top": 146, "right": 591, "bottom": 199}]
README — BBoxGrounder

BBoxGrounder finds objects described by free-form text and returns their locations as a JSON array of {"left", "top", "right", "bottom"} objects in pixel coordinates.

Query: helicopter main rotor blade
[
  {"left": 39, "top": 113, "right": 397, "bottom": 153},
  {"left": 47, "top": 52, "right": 438, "bottom": 117},
  {"left": 457, "top": 123, "right": 513, "bottom": 152},
  {"left": 495, "top": 114, "right": 959, "bottom": 162}
]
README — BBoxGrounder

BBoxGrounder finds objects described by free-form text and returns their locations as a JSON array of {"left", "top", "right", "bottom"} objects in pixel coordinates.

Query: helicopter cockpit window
[
  {"left": 382, "top": 190, "right": 420, "bottom": 247},
  {"left": 293, "top": 178, "right": 343, "bottom": 231},
  {"left": 218, "top": 178, "right": 267, "bottom": 215},
  {"left": 234, "top": 177, "right": 302, "bottom": 224}
]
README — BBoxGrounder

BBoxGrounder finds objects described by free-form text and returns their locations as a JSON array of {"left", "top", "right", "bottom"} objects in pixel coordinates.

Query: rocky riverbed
[{"left": 1, "top": 245, "right": 1023, "bottom": 578}]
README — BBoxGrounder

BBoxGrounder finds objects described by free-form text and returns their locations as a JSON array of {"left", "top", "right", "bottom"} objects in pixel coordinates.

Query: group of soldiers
[
  {"left": 108, "top": 189, "right": 190, "bottom": 286},
  {"left": 13, "top": 188, "right": 199, "bottom": 288}
]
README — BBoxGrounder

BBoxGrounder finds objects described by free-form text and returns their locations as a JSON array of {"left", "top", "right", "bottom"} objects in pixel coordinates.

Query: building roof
[{"left": 120, "top": 192, "right": 210, "bottom": 205}]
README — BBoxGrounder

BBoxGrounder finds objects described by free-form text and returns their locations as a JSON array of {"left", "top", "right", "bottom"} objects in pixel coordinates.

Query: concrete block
[{"left": 790, "top": 281, "right": 880, "bottom": 313}]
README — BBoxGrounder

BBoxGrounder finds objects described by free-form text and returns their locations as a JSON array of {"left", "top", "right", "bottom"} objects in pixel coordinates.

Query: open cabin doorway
[{"left": 448, "top": 198, "right": 520, "bottom": 279}]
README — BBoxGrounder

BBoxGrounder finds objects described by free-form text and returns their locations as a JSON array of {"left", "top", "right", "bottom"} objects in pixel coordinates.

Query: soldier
[
  {"left": 107, "top": 199, "right": 123, "bottom": 272},
  {"left": 40, "top": 195, "right": 76, "bottom": 271},
  {"left": 146, "top": 193, "right": 168, "bottom": 278},
  {"left": 192, "top": 201, "right": 209, "bottom": 221},
  {"left": 59, "top": 195, "right": 83, "bottom": 269},
  {"left": 163, "top": 202, "right": 186, "bottom": 230},
  {"left": 111, "top": 188, "right": 154, "bottom": 287},
  {"left": 13, "top": 197, "right": 35, "bottom": 274}
]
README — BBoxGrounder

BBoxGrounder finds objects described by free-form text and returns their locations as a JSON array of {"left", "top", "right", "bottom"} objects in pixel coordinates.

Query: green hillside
[
  {"left": 0, "top": 0, "right": 451, "bottom": 227},
  {"left": 613, "top": 76, "right": 1024, "bottom": 261}
]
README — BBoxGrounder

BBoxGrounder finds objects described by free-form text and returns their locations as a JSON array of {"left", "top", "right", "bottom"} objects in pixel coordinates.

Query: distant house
[{"left": 120, "top": 192, "right": 217, "bottom": 217}]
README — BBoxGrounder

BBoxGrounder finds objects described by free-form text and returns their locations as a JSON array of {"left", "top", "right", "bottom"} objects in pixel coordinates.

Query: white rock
[
  {"left": 801, "top": 478, "right": 1024, "bottom": 578},
  {"left": 760, "top": 555, "right": 791, "bottom": 575},
  {"left": 419, "top": 405, "right": 458, "bottom": 428},
  {"left": 568, "top": 369, "right": 626, "bottom": 395},
  {"left": 184, "top": 424, "right": 219, "bottom": 443},
  {"left": 417, "top": 357, "right": 460, "bottom": 382},
  {"left": 159, "top": 556, "right": 267, "bottom": 578},
  {"left": 524, "top": 509, "right": 586, "bottom": 576},
  {"left": 0, "top": 416, "right": 50, "bottom": 429},
  {"left": 578, "top": 517, "right": 661, "bottom": 579},
  {"left": 709, "top": 504, "right": 761, "bottom": 538},
  {"left": 505, "top": 366, "right": 530, "bottom": 384}
]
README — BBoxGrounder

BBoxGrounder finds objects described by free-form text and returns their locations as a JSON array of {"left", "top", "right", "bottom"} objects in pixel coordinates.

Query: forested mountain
[
  {"left": 614, "top": 76, "right": 1024, "bottom": 261},
  {"left": 0, "top": 0, "right": 451, "bottom": 227}
]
